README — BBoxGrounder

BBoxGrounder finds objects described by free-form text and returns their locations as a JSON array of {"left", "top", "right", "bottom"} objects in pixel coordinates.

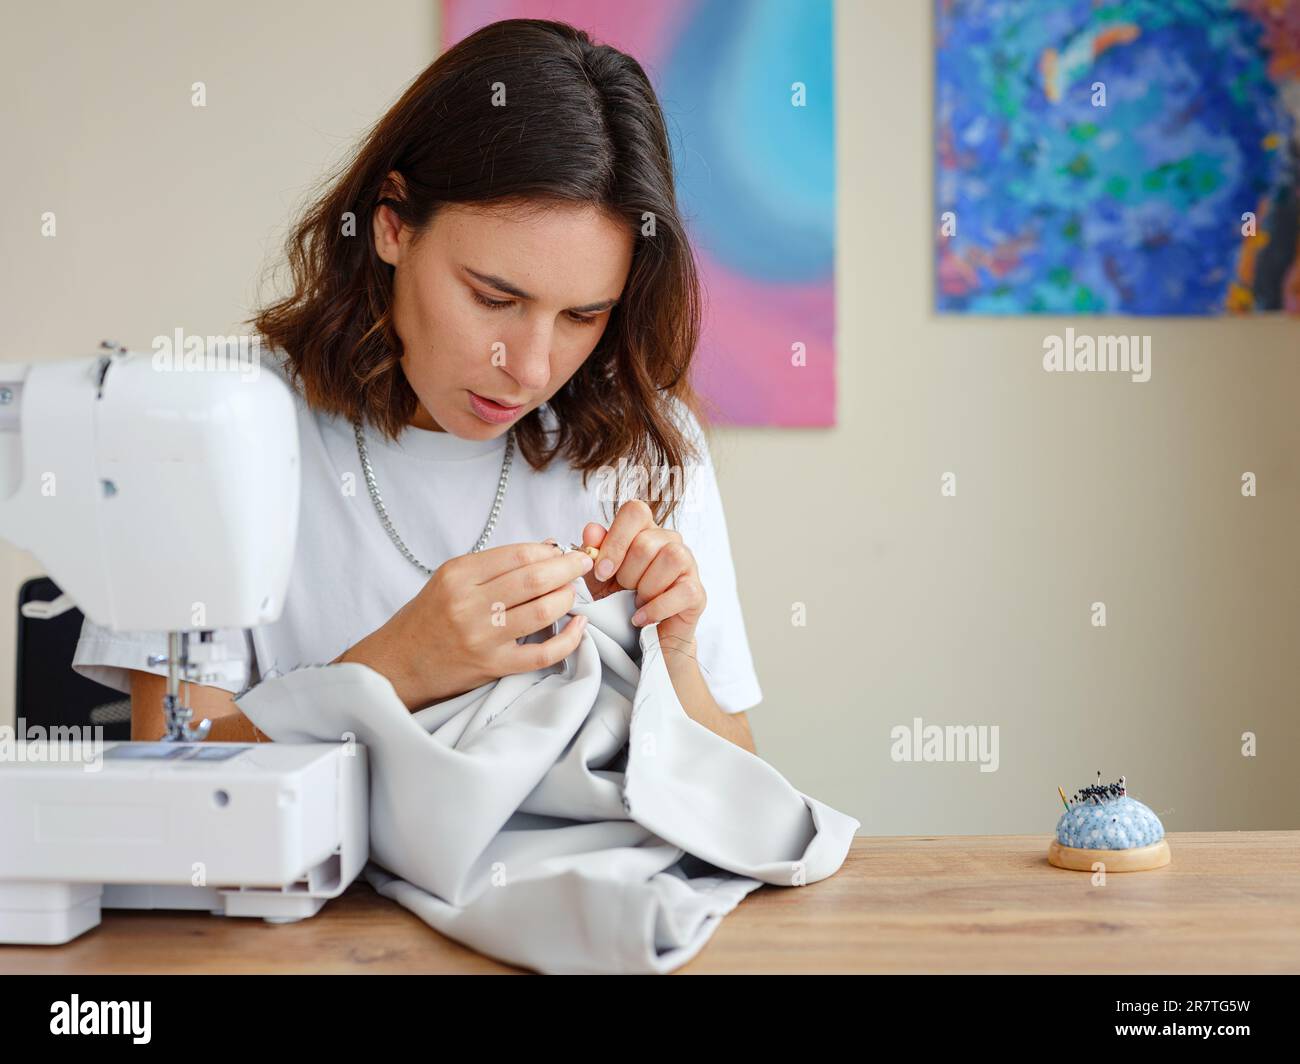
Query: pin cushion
[{"left": 1047, "top": 775, "right": 1170, "bottom": 872}]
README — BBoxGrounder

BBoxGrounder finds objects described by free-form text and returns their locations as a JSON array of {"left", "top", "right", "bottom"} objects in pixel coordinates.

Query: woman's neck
[{"left": 410, "top": 402, "right": 445, "bottom": 432}]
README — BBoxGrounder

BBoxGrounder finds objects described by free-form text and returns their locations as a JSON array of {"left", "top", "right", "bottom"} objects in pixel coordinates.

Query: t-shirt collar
[{"left": 375, "top": 420, "right": 509, "bottom": 460}]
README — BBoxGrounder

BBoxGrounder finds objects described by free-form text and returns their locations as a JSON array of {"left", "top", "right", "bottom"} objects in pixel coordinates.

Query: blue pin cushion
[{"left": 1047, "top": 779, "right": 1171, "bottom": 872}]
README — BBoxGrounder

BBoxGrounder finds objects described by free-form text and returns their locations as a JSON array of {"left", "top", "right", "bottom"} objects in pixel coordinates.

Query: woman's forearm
[
  {"left": 658, "top": 635, "right": 756, "bottom": 753},
  {"left": 203, "top": 709, "right": 267, "bottom": 742}
]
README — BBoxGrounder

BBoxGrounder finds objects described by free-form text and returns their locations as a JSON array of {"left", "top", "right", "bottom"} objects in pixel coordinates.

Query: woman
[{"left": 72, "top": 18, "right": 761, "bottom": 753}]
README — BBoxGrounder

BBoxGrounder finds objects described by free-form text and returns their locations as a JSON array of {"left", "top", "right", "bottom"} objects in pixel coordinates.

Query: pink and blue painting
[
  {"left": 936, "top": 0, "right": 1300, "bottom": 314},
  {"left": 443, "top": 0, "right": 836, "bottom": 426}
]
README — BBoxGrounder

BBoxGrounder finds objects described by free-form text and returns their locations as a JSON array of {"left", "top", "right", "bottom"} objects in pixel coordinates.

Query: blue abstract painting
[{"left": 936, "top": 0, "right": 1300, "bottom": 314}]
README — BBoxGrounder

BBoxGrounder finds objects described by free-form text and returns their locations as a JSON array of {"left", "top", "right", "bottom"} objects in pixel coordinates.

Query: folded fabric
[{"left": 236, "top": 587, "right": 860, "bottom": 974}]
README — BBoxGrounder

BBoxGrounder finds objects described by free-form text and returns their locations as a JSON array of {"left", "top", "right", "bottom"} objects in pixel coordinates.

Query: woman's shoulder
[
  {"left": 250, "top": 343, "right": 339, "bottom": 446},
  {"left": 668, "top": 393, "right": 706, "bottom": 443},
  {"left": 253, "top": 343, "right": 316, "bottom": 414},
  {"left": 661, "top": 395, "right": 713, "bottom": 477},
  {"left": 255, "top": 342, "right": 295, "bottom": 388}
]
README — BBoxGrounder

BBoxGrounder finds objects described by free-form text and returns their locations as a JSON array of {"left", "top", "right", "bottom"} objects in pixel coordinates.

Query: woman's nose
[{"left": 503, "top": 320, "right": 554, "bottom": 390}]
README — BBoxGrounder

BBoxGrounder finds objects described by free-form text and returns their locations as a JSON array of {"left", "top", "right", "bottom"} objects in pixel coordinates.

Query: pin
[
  {"left": 1058, "top": 786, "right": 1071, "bottom": 812},
  {"left": 1072, "top": 774, "right": 1129, "bottom": 806}
]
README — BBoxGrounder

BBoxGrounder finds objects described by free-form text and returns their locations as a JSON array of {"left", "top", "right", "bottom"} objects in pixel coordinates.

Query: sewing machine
[{"left": 0, "top": 342, "right": 368, "bottom": 945}]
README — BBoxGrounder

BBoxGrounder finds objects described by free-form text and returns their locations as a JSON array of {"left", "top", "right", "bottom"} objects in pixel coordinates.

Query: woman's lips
[{"left": 468, "top": 390, "right": 524, "bottom": 424}]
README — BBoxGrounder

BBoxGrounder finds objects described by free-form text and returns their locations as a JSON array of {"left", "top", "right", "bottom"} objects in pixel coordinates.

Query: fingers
[
  {"left": 588, "top": 499, "right": 655, "bottom": 584},
  {"left": 483, "top": 548, "right": 594, "bottom": 612},
  {"left": 502, "top": 610, "right": 589, "bottom": 674},
  {"left": 464, "top": 541, "right": 572, "bottom": 585},
  {"left": 630, "top": 576, "right": 698, "bottom": 627},
  {"left": 615, "top": 527, "right": 679, "bottom": 595},
  {"left": 495, "top": 582, "right": 585, "bottom": 643},
  {"left": 581, "top": 522, "right": 608, "bottom": 551},
  {"left": 633, "top": 540, "right": 692, "bottom": 606}
]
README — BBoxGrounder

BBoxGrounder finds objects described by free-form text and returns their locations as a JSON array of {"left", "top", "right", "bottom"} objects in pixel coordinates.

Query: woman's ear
[{"left": 372, "top": 170, "right": 409, "bottom": 266}]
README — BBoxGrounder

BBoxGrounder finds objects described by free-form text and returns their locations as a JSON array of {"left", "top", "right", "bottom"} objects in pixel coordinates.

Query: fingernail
[
  {"left": 630, "top": 610, "right": 646, "bottom": 626},
  {"left": 596, "top": 559, "right": 614, "bottom": 580},
  {"left": 580, "top": 553, "right": 594, "bottom": 572}
]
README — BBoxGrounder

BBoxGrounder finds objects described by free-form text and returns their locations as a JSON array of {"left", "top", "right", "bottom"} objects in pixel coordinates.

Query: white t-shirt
[{"left": 72, "top": 349, "right": 762, "bottom": 714}]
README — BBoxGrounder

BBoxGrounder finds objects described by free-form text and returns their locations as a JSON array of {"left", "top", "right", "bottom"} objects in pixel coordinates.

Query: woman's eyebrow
[{"left": 461, "top": 264, "right": 619, "bottom": 313}]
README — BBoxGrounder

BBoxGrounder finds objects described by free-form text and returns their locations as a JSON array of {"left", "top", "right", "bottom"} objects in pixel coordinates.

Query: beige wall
[{"left": 3, "top": 1, "right": 1296, "bottom": 835}]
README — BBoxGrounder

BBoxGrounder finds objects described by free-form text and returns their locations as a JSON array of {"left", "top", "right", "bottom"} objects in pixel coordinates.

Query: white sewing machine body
[
  {"left": 0, "top": 740, "right": 368, "bottom": 945},
  {"left": 0, "top": 344, "right": 369, "bottom": 946},
  {"left": 0, "top": 344, "right": 298, "bottom": 639}
]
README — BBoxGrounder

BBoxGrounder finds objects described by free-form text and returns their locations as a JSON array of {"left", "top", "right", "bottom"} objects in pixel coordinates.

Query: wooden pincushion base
[{"left": 1047, "top": 838, "right": 1171, "bottom": 872}]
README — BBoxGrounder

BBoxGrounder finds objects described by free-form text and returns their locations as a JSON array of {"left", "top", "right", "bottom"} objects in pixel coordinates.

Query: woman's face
[{"left": 373, "top": 193, "right": 634, "bottom": 436}]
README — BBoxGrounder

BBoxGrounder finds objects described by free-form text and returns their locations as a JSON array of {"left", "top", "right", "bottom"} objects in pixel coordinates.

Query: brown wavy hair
[{"left": 246, "top": 17, "right": 710, "bottom": 527}]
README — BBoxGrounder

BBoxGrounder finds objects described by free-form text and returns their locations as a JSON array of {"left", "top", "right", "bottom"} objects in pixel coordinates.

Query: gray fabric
[{"left": 236, "top": 588, "right": 859, "bottom": 973}]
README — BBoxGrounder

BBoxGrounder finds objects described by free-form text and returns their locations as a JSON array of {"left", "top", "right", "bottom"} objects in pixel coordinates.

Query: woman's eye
[
  {"left": 474, "top": 289, "right": 596, "bottom": 326},
  {"left": 472, "top": 291, "right": 513, "bottom": 310}
]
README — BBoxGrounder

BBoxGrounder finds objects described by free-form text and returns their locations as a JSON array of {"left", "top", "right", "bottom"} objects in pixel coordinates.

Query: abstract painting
[
  {"left": 936, "top": 0, "right": 1300, "bottom": 314},
  {"left": 443, "top": 0, "right": 836, "bottom": 425}
]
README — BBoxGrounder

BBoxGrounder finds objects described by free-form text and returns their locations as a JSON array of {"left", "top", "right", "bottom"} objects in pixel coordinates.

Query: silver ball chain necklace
[{"left": 352, "top": 418, "right": 516, "bottom": 576}]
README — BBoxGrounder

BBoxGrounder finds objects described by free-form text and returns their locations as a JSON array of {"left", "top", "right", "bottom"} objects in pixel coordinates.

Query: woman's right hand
[{"left": 333, "top": 541, "right": 595, "bottom": 711}]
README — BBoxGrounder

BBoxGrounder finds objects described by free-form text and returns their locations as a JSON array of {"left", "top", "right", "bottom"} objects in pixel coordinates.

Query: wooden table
[{"left": 3, "top": 831, "right": 1296, "bottom": 973}]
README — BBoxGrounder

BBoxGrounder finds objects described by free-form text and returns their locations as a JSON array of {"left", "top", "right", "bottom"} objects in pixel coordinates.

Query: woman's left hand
[{"left": 579, "top": 499, "right": 706, "bottom": 647}]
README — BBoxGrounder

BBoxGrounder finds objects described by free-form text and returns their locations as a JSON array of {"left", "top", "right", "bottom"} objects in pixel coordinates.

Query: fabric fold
[{"left": 236, "top": 588, "right": 859, "bottom": 974}]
